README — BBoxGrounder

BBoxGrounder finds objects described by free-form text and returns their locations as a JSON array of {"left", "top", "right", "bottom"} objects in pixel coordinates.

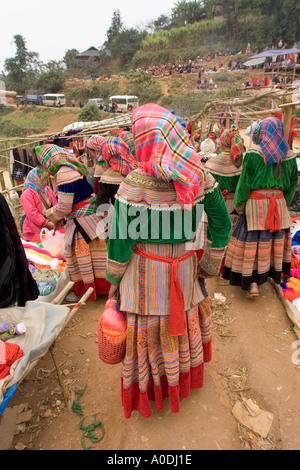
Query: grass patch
[{"left": 0, "top": 106, "right": 80, "bottom": 138}]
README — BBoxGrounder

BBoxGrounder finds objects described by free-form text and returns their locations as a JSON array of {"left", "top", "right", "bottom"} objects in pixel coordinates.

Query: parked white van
[
  {"left": 42, "top": 94, "right": 66, "bottom": 107},
  {"left": 88, "top": 98, "right": 104, "bottom": 108},
  {"left": 108, "top": 95, "right": 139, "bottom": 112}
]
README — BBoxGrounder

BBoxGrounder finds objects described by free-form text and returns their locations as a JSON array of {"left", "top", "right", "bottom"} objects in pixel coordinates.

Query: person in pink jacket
[{"left": 20, "top": 167, "right": 57, "bottom": 241}]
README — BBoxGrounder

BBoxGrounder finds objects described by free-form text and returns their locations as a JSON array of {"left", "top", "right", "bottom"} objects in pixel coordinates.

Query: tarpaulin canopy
[
  {"left": 244, "top": 57, "right": 265, "bottom": 67},
  {"left": 249, "top": 48, "right": 300, "bottom": 59},
  {"left": 62, "top": 121, "right": 101, "bottom": 133},
  {"left": 62, "top": 113, "right": 132, "bottom": 133}
]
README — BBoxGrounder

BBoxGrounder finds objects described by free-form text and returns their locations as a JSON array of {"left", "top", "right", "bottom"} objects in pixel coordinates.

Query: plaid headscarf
[
  {"left": 132, "top": 103, "right": 205, "bottom": 207},
  {"left": 36, "top": 144, "right": 88, "bottom": 177},
  {"left": 86, "top": 135, "right": 105, "bottom": 152},
  {"left": 95, "top": 136, "right": 135, "bottom": 177},
  {"left": 23, "top": 167, "right": 48, "bottom": 193},
  {"left": 257, "top": 117, "right": 289, "bottom": 166},
  {"left": 119, "top": 131, "right": 136, "bottom": 156},
  {"left": 219, "top": 129, "right": 244, "bottom": 162}
]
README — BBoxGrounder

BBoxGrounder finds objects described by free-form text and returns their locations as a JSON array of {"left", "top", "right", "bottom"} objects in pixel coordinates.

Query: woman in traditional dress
[
  {"left": 119, "top": 131, "right": 136, "bottom": 158},
  {"left": 86, "top": 135, "right": 106, "bottom": 194},
  {"left": 92, "top": 136, "right": 136, "bottom": 210},
  {"left": 35, "top": 144, "right": 111, "bottom": 300},
  {"left": 205, "top": 129, "right": 245, "bottom": 231},
  {"left": 20, "top": 167, "right": 57, "bottom": 241},
  {"left": 223, "top": 117, "right": 298, "bottom": 298},
  {"left": 86, "top": 135, "right": 135, "bottom": 208},
  {"left": 106, "top": 104, "right": 232, "bottom": 418}
]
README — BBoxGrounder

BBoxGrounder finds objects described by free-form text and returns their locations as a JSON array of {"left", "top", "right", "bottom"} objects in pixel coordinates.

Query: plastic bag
[
  {"left": 100, "top": 298, "right": 127, "bottom": 334},
  {"left": 98, "top": 298, "right": 127, "bottom": 364},
  {"left": 40, "top": 228, "right": 65, "bottom": 258}
]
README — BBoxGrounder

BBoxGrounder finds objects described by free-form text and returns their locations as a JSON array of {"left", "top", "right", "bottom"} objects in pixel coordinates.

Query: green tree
[
  {"left": 109, "top": 29, "right": 147, "bottom": 68},
  {"left": 202, "top": 0, "right": 222, "bottom": 19},
  {"left": 149, "top": 14, "right": 172, "bottom": 32},
  {"left": 63, "top": 49, "right": 79, "bottom": 70},
  {"left": 258, "top": 0, "right": 300, "bottom": 46},
  {"left": 36, "top": 61, "right": 66, "bottom": 93},
  {"left": 106, "top": 10, "right": 123, "bottom": 43},
  {"left": 171, "top": 1, "right": 205, "bottom": 27},
  {"left": 4, "top": 35, "right": 40, "bottom": 93}
]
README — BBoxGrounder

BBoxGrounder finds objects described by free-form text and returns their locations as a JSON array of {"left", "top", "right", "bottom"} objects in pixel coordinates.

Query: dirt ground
[
  {"left": 4, "top": 275, "right": 300, "bottom": 451},
  {"left": 2, "top": 76, "right": 300, "bottom": 452}
]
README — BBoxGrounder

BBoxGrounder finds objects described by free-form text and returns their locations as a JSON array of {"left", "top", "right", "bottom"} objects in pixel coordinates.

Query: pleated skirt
[
  {"left": 223, "top": 214, "right": 291, "bottom": 290},
  {"left": 121, "top": 297, "right": 212, "bottom": 418},
  {"left": 65, "top": 231, "right": 110, "bottom": 300}
]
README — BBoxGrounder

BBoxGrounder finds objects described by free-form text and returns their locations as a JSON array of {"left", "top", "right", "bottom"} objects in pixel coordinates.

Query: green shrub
[
  {"left": 0, "top": 119, "right": 27, "bottom": 137},
  {"left": 0, "top": 105, "right": 15, "bottom": 117},
  {"left": 78, "top": 102, "right": 101, "bottom": 121}
]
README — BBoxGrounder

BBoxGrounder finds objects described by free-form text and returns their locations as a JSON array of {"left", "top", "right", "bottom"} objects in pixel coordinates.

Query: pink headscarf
[
  {"left": 86, "top": 135, "right": 105, "bottom": 151},
  {"left": 132, "top": 103, "right": 204, "bottom": 207}
]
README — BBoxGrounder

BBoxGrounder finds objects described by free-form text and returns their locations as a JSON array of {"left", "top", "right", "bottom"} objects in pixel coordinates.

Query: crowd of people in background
[{"left": 137, "top": 49, "right": 247, "bottom": 77}]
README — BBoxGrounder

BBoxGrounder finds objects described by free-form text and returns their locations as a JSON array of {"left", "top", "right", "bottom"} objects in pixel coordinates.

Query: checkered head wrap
[
  {"left": 95, "top": 136, "right": 135, "bottom": 177},
  {"left": 257, "top": 117, "right": 289, "bottom": 166},
  {"left": 119, "top": 131, "right": 136, "bottom": 156},
  {"left": 131, "top": 103, "right": 205, "bottom": 207},
  {"left": 86, "top": 135, "right": 105, "bottom": 151},
  {"left": 219, "top": 129, "right": 244, "bottom": 163},
  {"left": 36, "top": 144, "right": 88, "bottom": 177},
  {"left": 23, "top": 167, "right": 48, "bottom": 193}
]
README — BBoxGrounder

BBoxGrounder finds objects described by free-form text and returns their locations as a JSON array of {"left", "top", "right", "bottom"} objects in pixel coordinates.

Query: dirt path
[{"left": 7, "top": 277, "right": 300, "bottom": 451}]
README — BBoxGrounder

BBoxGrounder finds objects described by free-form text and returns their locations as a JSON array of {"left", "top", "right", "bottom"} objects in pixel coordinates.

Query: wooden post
[
  {"left": 201, "top": 112, "right": 208, "bottom": 139},
  {"left": 5, "top": 139, "right": 10, "bottom": 176},
  {"left": 279, "top": 100, "right": 297, "bottom": 142}
]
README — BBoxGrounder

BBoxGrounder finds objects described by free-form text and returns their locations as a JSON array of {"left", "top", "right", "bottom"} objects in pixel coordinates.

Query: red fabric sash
[
  {"left": 222, "top": 189, "right": 234, "bottom": 200},
  {"left": 250, "top": 189, "right": 284, "bottom": 232},
  {"left": 133, "top": 246, "right": 196, "bottom": 336}
]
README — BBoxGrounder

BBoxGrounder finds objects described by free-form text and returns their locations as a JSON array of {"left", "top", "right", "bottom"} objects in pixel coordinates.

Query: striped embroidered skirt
[
  {"left": 65, "top": 231, "right": 110, "bottom": 300},
  {"left": 121, "top": 297, "right": 212, "bottom": 419},
  {"left": 223, "top": 214, "right": 291, "bottom": 290}
]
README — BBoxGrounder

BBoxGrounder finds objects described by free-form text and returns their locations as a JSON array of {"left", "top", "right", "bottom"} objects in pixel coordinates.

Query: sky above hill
[{"left": 0, "top": 0, "right": 176, "bottom": 72}]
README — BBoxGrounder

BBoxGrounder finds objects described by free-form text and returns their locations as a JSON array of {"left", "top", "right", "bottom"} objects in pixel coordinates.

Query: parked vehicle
[
  {"left": 15, "top": 95, "right": 26, "bottom": 106},
  {"left": 88, "top": 98, "right": 104, "bottom": 108},
  {"left": 42, "top": 94, "right": 66, "bottom": 107},
  {"left": 108, "top": 95, "right": 139, "bottom": 113},
  {"left": 25, "top": 90, "right": 44, "bottom": 105}
]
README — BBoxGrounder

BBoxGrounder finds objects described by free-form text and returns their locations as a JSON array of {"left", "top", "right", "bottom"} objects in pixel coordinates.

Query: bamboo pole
[
  {"left": 52, "top": 281, "right": 75, "bottom": 305},
  {"left": 62, "top": 287, "right": 94, "bottom": 328}
]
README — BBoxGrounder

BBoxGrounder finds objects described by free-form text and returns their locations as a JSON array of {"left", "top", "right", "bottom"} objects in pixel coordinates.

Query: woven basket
[{"left": 98, "top": 319, "right": 127, "bottom": 365}]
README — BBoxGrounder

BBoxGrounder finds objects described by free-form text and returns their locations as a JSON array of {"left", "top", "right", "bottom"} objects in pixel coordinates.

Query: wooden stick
[
  {"left": 49, "top": 345, "right": 68, "bottom": 406},
  {"left": 279, "top": 101, "right": 300, "bottom": 108},
  {"left": 52, "top": 281, "right": 74, "bottom": 305},
  {"left": 63, "top": 302, "right": 86, "bottom": 308},
  {"left": 62, "top": 287, "right": 94, "bottom": 328}
]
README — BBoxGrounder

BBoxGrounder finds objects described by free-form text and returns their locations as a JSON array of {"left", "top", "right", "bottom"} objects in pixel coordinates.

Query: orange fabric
[
  {"left": 222, "top": 189, "right": 234, "bottom": 200},
  {"left": 283, "top": 290, "right": 300, "bottom": 301},
  {"left": 133, "top": 246, "right": 196, "bottom": 336},
  {"left": 250, "top": 189, "right": 284, "bottom": 232}
]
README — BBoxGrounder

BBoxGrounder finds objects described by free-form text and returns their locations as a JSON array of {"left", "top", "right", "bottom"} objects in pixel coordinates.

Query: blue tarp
[{"left": 249, "top": 48, "right": 300, "bottom": 59}]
